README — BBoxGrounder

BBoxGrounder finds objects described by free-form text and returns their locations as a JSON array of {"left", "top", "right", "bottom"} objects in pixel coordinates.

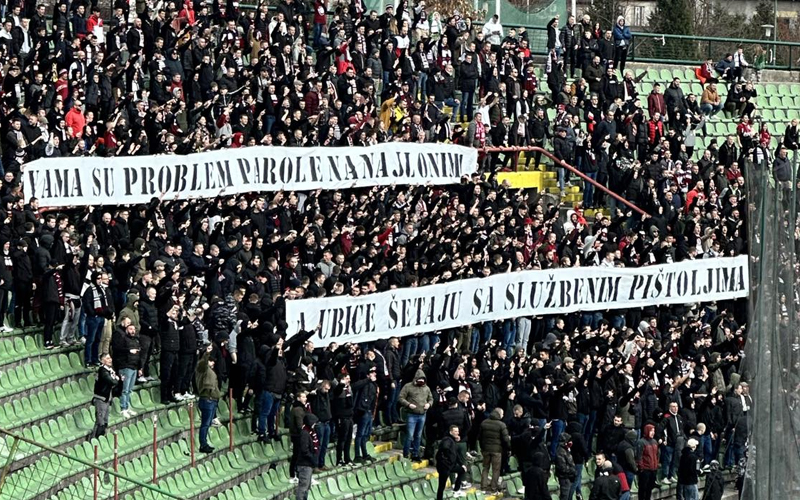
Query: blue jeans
[
  {"left": 119, "top": 368, "right": 137, "bottom": 411},
  {"left": 354, "top": 411, "right": 372, "bottom": 459},
  {"left": 404, "top": 413, "right": 426, "bottom": 458},
  {"left": 568, "top": 463, "right": 583, "bottom": 500},
  {"left": 417, "top": 72, "right": 428, "bottom": 98},
  {"left": 558, "top": 166, "right": 567, "bottom": 191},
  {"left": 400, "top": 337, "right": 418, "bottom": 366},
  {"left": 680, "top": 484, "right": 699, "bottom": 500},
  {"left": 701, "top": 102, "right": 723, "bottom": 116},
  {"left": 459, "top": 90, "right": 474, "bottom": 121},
  {"left": 199, "top": 398, "right": 218, "bottom": 448},
  {"left": 316, "top": 421, "right": 331, "bottom": 467},
  {"left": 84, "top": 315, "right": 105, "bottom": 365},
  {"left": 419, "top": 334, "right": 431, "bottom": 355},
  {"left": 549, "top": 419, "right": 565, "bottom": 457},
  {"left": 264, "top": 115, "right": 275, "bottom": 135},
  {"left": 470, "top": 327, "right": 480, "bottom": 353},
  {"left": 583, "top": 171, "right": 597, "bottom": 207},
  {"left": 501, "top": 319, "right": 516, "bottom": 352},
  {"left": 661, "top": 445, "right": 675, "bottom": 479},
  {"left": 312, "top": 23, "right": 323, "bottom": 47},
  {"left": 258, "top": 391, "right": 282, "bottom": 437},
  {"left": 700, "top": 434, "right": 713, "bottom": 464}
]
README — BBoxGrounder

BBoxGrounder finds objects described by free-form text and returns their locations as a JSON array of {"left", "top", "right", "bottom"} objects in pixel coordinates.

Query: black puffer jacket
[
  {"left": 138, "top": 297, "right": 159, "bottom": 337},
  {"left": 263, "top": 347, "right": 288, "bottom": 395},
  {"left": 554, "top": 433, "right": 577, "bottom": 480},
  {"left": 161, "top": 316, "right": 180, "bottom": 353},
  {"left": 112, "top": 329, "right": 141, "bottom": 370}
]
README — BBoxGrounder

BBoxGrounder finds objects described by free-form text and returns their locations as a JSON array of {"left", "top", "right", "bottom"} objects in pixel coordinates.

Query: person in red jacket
[
  {"left": 637, "top": 423, "right": 660, "bottom": 500},
  {"left": 313, "top": 0, "right": 326, "bottom": 47},
  {"left": 65, "top": 100, "right": 86, "bottom": 138},
  {"left": 647, "top": 83, "right": 667, "bottom": 121}
]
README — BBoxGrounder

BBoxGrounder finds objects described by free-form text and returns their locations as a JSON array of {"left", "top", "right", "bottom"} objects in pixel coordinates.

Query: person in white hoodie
[{"left": 482, "top": 15, "right": 503, "bottom": 50}]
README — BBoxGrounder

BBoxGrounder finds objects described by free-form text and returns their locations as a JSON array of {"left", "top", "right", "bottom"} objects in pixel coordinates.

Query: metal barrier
[{"left": 0, "top": 427, "right": 185, "bottom": 500}]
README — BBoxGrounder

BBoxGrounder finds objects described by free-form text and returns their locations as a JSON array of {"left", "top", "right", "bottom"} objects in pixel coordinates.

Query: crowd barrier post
[
  {"left": 228, "top": 388, "right": 234, "bottom": 452},
  {"left": 113, "top": 431, "right": 119, "bottom": 500},
  {"left": 188, "top": 401, "right": 196, "bottom": 467},
  {"left": 93, "top": 444, "right": 99, "bottom": 500},
  {"left": 152, "top": 414, "right": 158, "bottom": 484}
]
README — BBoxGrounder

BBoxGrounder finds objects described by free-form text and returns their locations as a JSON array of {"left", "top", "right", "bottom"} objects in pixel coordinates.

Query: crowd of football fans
[{"left": 0, "top": 0, "right": 773, "bottom": 499}]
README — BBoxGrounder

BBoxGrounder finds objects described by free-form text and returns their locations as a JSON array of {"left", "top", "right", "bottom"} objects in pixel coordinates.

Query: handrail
[
  {"left": 481, "top": 146, "right": 647, "bottom": 216},
  {"left": 0, "top": 428, "right": 185, "bottom": 499}
]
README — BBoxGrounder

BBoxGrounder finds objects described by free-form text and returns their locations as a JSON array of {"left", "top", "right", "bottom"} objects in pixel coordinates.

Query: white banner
[
  {"left": 22, "top": 143, "right": 478, "bottom": 208},
  {"left": 286, "top": 256, "right": 750, "bottom": 346}
]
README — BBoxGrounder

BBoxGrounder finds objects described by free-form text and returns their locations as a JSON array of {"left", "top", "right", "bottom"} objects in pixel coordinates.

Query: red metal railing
[{"left": 481, "top": 146, "right": 647, "bottom": 217}]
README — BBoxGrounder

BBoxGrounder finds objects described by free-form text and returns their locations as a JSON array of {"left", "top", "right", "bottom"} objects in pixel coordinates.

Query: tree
[
  {"left": 647, "top": 0, "right": 698, "bottom": 60},
  {"left": 585, "top": 0, "right": 627, "bottom": 31},
  {"left": 747, "top": 0, "right": 775, "bottom": 40}
]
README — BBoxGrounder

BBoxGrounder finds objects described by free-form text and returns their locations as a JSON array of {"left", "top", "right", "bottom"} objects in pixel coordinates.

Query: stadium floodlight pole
[{"left": 479, "top": 146, "right": 648, "bottom": 217}]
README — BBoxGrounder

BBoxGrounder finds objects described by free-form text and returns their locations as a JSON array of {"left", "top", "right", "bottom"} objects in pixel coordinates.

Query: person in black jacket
[
  {"left": 0, "top": 239, "right": 12, "bottom": 334},
  {"left": 436, "top": 425, "right": 466, "bottom": 500},
  {"left": 111, "top": 319, "right": 141, "bottom": 418},
  {"left": 159, "top": 305, "right": 181, "bottom": 404},
  {"left": 352, "top": 368, "right": 378, "bottom": 462},
  {"left": 175, "top": 311, "right": 198, "bottom": 401},
  {"left": 137, "top": 286, "right": 159, "bottom": 382},
  {"left": 40, "top": 259, "right": 64, "bottom": 348},
  {"left": 332, "top": 372, "right": 355, "bottom": 466},
  {"left": 296, "top": 413, "right": 319, "bottom": 500},
  {"left": 12, "top": 239, "right": 33, "bottom": 329},
  {"left": 553, "top": 127, "right": 572, "bottom": 194},
  {"left": 91, "top": 353, "right": 121, "bottom": 439},
  {"left": 309, "top": 379, "right": 333, "bottom": 470},
  {"left": 384, "top": 337, "right": 402, "bottom": 425},
  {"left": 524, "top": 451, "right": 551, "bottom": 500},
  {"left": 677, "top": 438, "right": 700, "bottom": 499},
  {"left": 258, "top": 337, "right": 288, "bottom": 441}
]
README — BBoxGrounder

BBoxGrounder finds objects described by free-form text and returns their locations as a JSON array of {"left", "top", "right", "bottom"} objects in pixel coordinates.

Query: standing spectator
[
  {"left": 384, "top": 337, "right": 402, "bottom": 425},
  {"left": 590, "top": 458, "right": 622, "bottom": 500},
  {"left": 616, "top": 430, "right": 639, "bottom": 491},
  {"left": 90, "top": 353, "right": 120, "bottom": 439},
  {"left": 678, "top": 438, "right": 701, "bottom": 500},
  {"left": 612, "top": 16, "right": 631, "bottom": 72},
  {"left": 479, "top": 407, "right": 510, "bottom": 493},
  {"left": 352, "top": 368, "right": 378, "bottom": 462},
  {"left": 40, "top": 260, "right": 64, "bottom": 348},
  {"left": 703, "top": 460, "right": 725, "bottom": 500},
  {"left": 12, "top": 240, "right": 33, "bottom": 329},
  {"left": 296, "top": 414, "right": 319, "bottom": 500},
  {"left": 436, "top": 425, "right": 467, "bottom": 499},
  {"left": 160, "top": 305, "right": 181, "bottom": 404},
  {"left": 112, "top": 320, "right": 141, "bottom": 419},
  {"left": 637, "top": 423, "right": 660, "bottom": 500},
  {"left": 82, "top": 271, "right": 111, "bottom": 367},
  {"left": 555, "top": 433, "right": 577, "bottom": 500},
  {"left": 398, "top": 369, "right": 433, "bottom": 461},
  {"left": 332, "top": 372, "right": 355, "bottom": 466},
  {"left": 289, "top": 390, "right": 309, "bottom": 481},
  {"left": 658, "top": 402, "right": 685, "bottom": 484},
  {"left": 309, "top": 380, "right": 333, "bottom": 470},
  {"left": 196, "top": 344, "right": 221, "bottom": 454}
]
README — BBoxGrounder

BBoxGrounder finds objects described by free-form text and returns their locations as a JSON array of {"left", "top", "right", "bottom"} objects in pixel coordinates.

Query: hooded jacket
[
  {"left": 524, "top": 452, "right": 551, "bottom": 499},
  {"left": 117, "top": 292, "right": 140, "bottom": 330},
  {"left": 289, "top": 399, "right": 307, "bottom": 437},
  {"left": 479, "top": 408, "right": 510, "bottom": 454},
  {"left": 678, "top": 446, "right": 700, "bottom": 485},
  {"left": 195, "top": 350, "right": 221, "bottom": 400},
  {"left": 637, "top": 424, "right": 659, "bottom": 471},
  {"left": 554, "top": 432, "right": 577, "bottom": 479},
  {"left": 298, "top": 413, "right": 319, "bottom": 467},
  {"left": 398, "top": 370, "right": 434, "bottom": 415},
  {"left": 616, "top": 429, "right": 639, "bottom": 473}
]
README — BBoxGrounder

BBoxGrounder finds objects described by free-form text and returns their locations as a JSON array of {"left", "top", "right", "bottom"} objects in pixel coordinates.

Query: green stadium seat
[
  {"left": 769, "top": 96, "right": 782, "bottom": 109},
  {"left": 765, "top": 83, "right": 778, "bottom": 96},
  {"left": 762, "top": 109, "right": 774, "bottom": 121},
  {"left": 684, "top": 68, "right": 696, "bottom": 81},
  {"left": 659, "top": 69, "right": 672, "bottom": 82},
  {"left": 774, "top": 109, "right": 787, "bottom": 122}
]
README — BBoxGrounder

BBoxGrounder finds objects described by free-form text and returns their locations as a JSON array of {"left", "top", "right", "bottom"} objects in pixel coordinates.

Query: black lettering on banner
[
  {"left": 628, "top": 275, "right": 644, "bottom": 300},
  {"left": 544, "top": 276, "right": 557, "bottom": 308},
  {"left": 377, "top": 152, "right": 389, "bottom": 178},
  {"left": 388, "top": 297, "right": 399, "bottom": 329},
  {"left": 157, "top": 166, "right": 173, "bottom": 194},
  {"left": 560, "top": 280, "right": 572, "bottom": 308},
  {"left": 344, "top": 156, "right": 359, "bottom": 181},
  {"left": 123, "top": 168, "right": 136, "bottom": 196},
  {"left": 237, "top": 159, "right": 251, "bottom": 184},
  {"left": 141, "top": 167, "right": 156, "bottom": 195},
  {"left": 174, "top": 164, "right": 189, "bottom": 192},
  {"left": 472, "top": 287, "right": 495, "bottom": 315},
  {"left": 426, "top": 153, "right": 440, "bottom": 178},
  {"left": 676, "top": 271, "right": 688, "bottom": 296},
  {"left": 327, "top": 157, "right": 342, "bottom": 181},
  {"left": 504, "top": 283, "right": 517, "bottom": 311}
]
